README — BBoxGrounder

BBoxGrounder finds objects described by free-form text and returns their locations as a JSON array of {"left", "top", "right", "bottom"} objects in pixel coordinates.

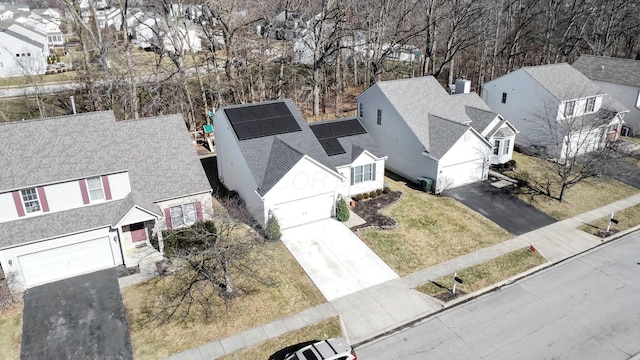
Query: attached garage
[
  {"left": 440, "top": 158, "right": 486, "bottom": 190},
  {"left": 272, "top": 192, "right": 335, "bottom": 229},
  {"left": 17, "top": 237, "right": 117, "bottom": 288}
]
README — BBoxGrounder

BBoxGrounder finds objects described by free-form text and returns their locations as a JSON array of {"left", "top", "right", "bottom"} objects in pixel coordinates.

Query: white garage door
[
  {"left": 272, "top": 193, "right": 334, "bottom": 229},
  {"left": 441, "top": 159, "right": 485, "bottom": 189},
  {"left": 18, "top": 237, "right": 116, "bottom": 287}
]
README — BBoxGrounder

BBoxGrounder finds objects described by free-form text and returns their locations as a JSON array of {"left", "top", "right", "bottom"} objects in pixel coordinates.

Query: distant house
[
  {"left": 0, "top": 111, "right": 213, "bottom": 292},
  {"left": 482, "top": 63, "right": 628, "bottom": 159},
  {"left": 0, "top": 25, "right": 49, "bottom": 77},
  {"left": 213, "top": 99, "right": 386, "bottom": 229},
  {"left": 357, "top": 76, "right": 505, "bottom": 193},
  {"left": 573, "top": 55, "right": 640, "bottom": 136}
]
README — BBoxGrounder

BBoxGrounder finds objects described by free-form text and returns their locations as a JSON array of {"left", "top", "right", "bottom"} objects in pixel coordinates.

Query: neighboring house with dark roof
[
  {"left": 0, "top": 111, "right": 213, "bottom": 292},
  {"left": 356, "top": 76, "right": 496, "bottom": 193},
  {"left": 572, "top": 55, "right": 640, "bottom": 135},
  {"left": 0, "top": 23, "right": 48, "bottom": 77},
  {"left": 213, "top": 99, "right": 386, "bottom": 229},
  {"left": 482, "top": 63, "right": 628, "bottom": 159}
]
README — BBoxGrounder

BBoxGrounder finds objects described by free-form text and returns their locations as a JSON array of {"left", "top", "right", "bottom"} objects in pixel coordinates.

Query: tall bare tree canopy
[{"left": 8, "top": 0, "right": 640, "bottom": 123}]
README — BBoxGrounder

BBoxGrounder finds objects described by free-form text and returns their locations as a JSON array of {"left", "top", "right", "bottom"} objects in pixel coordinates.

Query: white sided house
[
  {"left": 0, "top": 111, "right": 212, "bottom": 292},
  {"left": 214, "top": 99, "right": 386, "bottom": 230},
  {"left": 482, "top": 63, "right": 628, "bottom": 159},
  {"left": 357, "top": 76, "right": 498, "bottom": 193},
  {"left": 573, "top": 55, "right": 640, "bottom": 136},
  {"left": 0, "top": 26, "right": 48, "bottom": 77}
]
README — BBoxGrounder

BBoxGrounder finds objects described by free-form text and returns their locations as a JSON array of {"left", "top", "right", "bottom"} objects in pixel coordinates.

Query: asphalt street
[
  {"left": 356, "top": 232, "right": 640, "bottom": 360},
  {"left": 21, "top": 268, "right": 133, "bottom": 360}
]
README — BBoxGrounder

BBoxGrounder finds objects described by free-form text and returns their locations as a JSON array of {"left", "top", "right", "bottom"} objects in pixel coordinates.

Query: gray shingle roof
[
  {"left": 427, "top": 115, "right": 473, "bottom": 159},
  {"left": 362, "top": 76, "right": 487, "bottom": 159},
  {"left": 0, "top": 111, "right": 211, "bottom": 248},
  {"left": 219, "top": 100, "right": 384, "bottom": 196},
  {"left": 464, "top": 106, "right": 498, "bottom": 135},
  {"left": 572, "top": 55, "right": 640, "bottom": 88},
  {"left": 522, "top": 63, "right": 604, "bottom": 100},
  {"left": 0, "top": 27, "right": 44, "bottom": 48},
  {"left": 452, "top": 92, "right": 492, "bottom": 111}
]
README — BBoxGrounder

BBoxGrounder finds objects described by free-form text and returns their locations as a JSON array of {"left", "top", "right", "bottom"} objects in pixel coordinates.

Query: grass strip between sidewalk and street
[
  {"left": 578, "top": 203, "right": 640, "bottom": 237},
  {"left": 416, "top": 248, "right": 547, "bottom": 300},
  {"left": 220, "top": 317, "right": 343, "bottom": 360},
  {"left": 0, "top": 302, "right": 23, "bottom": 360}
]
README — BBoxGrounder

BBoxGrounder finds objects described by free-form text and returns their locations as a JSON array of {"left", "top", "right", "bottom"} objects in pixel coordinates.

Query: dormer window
[
  {"left": 21, "top": 188, "right": 41, "bottom": 213},
  {"left": 564, "top": 101, "right": 575, "bottom": 117},
  {"left": 585, "top": 97, "right": 596, "bottom": 113},
  {"left": 86, "top": 177, "right": 105, "bottom": 201}
]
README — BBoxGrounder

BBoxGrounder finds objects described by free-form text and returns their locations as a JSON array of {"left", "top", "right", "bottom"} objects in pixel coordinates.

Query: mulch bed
[
  {"left": 115, "top": 265, "right": 140, "bottom": 278},
  {"left": 351, "top": 190, "right": 402, "bottom": 231},
  {"left": 434, "top": 290, "right": 468, "bottom": 302}
]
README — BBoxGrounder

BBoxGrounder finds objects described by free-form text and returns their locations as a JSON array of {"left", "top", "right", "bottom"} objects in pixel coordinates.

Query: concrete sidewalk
[{"left": 166, "top": 192, "right": 640, "bottom": 360}]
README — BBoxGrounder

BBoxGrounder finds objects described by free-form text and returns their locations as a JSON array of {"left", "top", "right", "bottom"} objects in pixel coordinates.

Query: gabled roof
[
  {"left": 359, "top": 76, "right": 489, "bottom": 159},
  {"left": 452, "top": 92, "right": 492, "bottom": 112},
  {"left": 522, "top": 63, "right": 604, "bottom": 101},
  {"left": 219, "top": 100, "right": 384, "bottom": 196},
  {"left": 0, "top": 26, "right": 44, "bottom": 48},
  {"left": 572, "top": 55, "right": 640, "bottom": 88},
  {"left": 0, "top": 111, "right": 211, "bottom": 247}
]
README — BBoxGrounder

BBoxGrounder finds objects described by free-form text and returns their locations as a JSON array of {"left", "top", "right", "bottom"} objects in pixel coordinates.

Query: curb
[{"left": 353, "top": 225, "right": 640, "bottom": 349}]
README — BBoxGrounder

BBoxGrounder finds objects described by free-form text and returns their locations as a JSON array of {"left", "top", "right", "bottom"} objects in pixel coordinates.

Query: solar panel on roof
[
  {"left": 319, "top": 138, "right": 346, "bottom": 156},
  {"left": 225, "top": 103, "right": 302, "bottom": 140},
  {"left": 309, "top": 118, "right": 367, "bottom": 156}
]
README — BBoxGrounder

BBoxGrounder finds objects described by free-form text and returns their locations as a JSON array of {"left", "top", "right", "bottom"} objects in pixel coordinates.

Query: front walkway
[
  {"left": 166, "top": 192, "right": 640, "bottom": 360},
  {"left": 281, "top": 219, "right": 398, "bottom": 301}
]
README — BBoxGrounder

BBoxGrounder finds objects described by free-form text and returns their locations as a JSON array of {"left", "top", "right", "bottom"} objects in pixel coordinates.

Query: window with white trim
[
  {"left": 501, "top": 92, "right": 507, "bottom": 104},
  {"left": 585, "top": 97, "right": 596, "bottom": 112},
  {"left": 21, "top": 188, "right": 41, "bottom": 213},
  {"left": 503, "top": 139, "right": 510, "bottom": 155},
  {"left": 86, "top": 176, "right": 105, "bottom": 201},
  {"left": 493, "top": 140, "right": 500, "bottom": 155},
  {"left": 564, "top": 101, "right": 575, "bottom": 117},
  {"left": 636, "top": 90, "right": 640, "bottom": 109},
  {"left": 377, "top": 109, "right": 382, "bottom": 125},
  {"left": 353, "top": 164, "right": 374, "bottom": 184},
  {"left": 170, "top": 202, "right": 197, "bottom": 228}
]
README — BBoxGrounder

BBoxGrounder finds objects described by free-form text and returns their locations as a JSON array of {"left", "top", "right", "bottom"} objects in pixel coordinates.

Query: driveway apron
[
  {"left": 282, "top": 219, "right": 398, "bottom": 301},
  {"left": 21, "top": 268, "right": 133, "bottom": 360},
  {"left": 444, "top": 182, "right": 557, "bottom": 235}
]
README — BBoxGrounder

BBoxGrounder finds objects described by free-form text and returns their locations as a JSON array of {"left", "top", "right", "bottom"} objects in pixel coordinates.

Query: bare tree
[
  {"left": 521, "top": 95, "right": 625, "bottom": 201},
  {"left": 148, "top": 199, "right": 265, "bottom": 323}
]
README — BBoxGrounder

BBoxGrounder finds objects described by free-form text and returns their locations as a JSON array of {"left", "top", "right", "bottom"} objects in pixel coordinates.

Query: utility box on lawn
[{"left": 417, "top": 177, "right": 433, "bottom": 193}]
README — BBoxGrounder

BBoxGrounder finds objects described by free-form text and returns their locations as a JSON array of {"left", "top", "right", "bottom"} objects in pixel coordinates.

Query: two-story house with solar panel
[{"left": 213, "top": 99, "right": 387, "bottom": 230}]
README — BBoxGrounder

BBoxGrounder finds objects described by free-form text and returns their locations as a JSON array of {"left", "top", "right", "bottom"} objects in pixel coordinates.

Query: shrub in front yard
[
  {"left": 336, "top": 198, "right": 350, "bottom": 222},
  {"left": 266, "top": 214, "right": 282, "bottom": 241}
]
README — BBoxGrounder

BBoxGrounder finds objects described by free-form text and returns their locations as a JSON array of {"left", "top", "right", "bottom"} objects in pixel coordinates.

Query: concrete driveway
[
  {"left": 281, "top": 219, "right": 398, "bottom": 301},
  {"left": 21, "top": 268, "right": 133, "bottom": 360},
  {"left": 444, "top": 181, "right": 556, "bottom": 235}
]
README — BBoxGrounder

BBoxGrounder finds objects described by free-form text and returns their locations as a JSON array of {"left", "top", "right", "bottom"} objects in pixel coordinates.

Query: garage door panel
[
  {"left": 442, "top": 159, "right": 485, "bottom": 189},
  {"left": 273, "top": 193, "right": 334, "bottom": 229},
  {"left": 18, "top": 237, "right": 115, "bottom": 287}
]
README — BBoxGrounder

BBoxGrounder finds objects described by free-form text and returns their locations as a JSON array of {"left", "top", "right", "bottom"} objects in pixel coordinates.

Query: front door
[{"left": 129, "top": 222, "right": 148, "bottom": 243}]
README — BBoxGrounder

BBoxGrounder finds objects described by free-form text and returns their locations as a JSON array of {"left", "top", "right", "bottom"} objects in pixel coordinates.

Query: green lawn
[
  {"left": 220, "top": 317, "right": 342, "bottom": 360},
  {"left": 416, "top": 248, "right": 547, "bottom": 299},
  {"left": 122, "top": 239, "right": 326, "bottom": 360},
  {"left": 504, "top": 152, "right": 639, "bottom": 219},
  {"left": 357, "top": 175, "right": 513, "bottom": 276}
]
